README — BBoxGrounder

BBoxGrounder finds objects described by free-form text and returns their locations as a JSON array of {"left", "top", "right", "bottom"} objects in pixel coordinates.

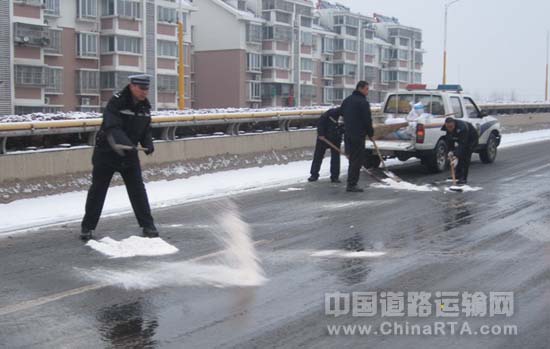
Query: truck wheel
[
  {"left": 480, "top": 133, "right": 498, "bottom": 164},
  {"left": 425, "top": 139, "right": 448, "bottom": 173}
]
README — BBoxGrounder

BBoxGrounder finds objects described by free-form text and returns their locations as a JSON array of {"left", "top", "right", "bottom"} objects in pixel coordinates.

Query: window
[
  {"left": 45, "top": 30, "right": 62, "bottom": 54},
  {"left": 246, "top": 23, "right": 262, "bottom": 43},
  {"left": 100, "top": 36, "right": 115, "bottom": 53},
  {"left": 45, "top": 68, "right": 63, "bottom": 93},
  {"left": 274, "top": 26, "right": 291, "bottom": 41},
  {"left": 15, "top": 65, "right": 46, "bottom": 86},
  {"left": 384, "top": 94, "right": 445, "bottom": 115},
  {"left": 398, "top": 49, "right": 409, "bottom": 61},
  {"left": 323, "top": 62, "right": 333, "bottom": 77},
  {"left": 44, "top": 0, "right": 60, "bottom": 16},
  {"left": 400, "top": 38, "right": 409, "bottom": 46},
  {"left": 333, "top": 63, "right": 356, "bottom": 76},
  {"left": 247, "top": 53, "right": 261, "bottom": 72},
  {"left": 323, "top": 37, "right": 334, "bottom": 53},
  {"left": 451, "top": 97, "right": 464, "bottom": 118},
  {"left": 76, "top": 70, "right": 100, "bottom": 94},
  {"left": 365, "top": 43, "right": 375, "bottom": 55},
  {"left": 335, "top": 39, "right": 357, "bottom": 52},
  {"left": 414, "top": 72, "right": 422, "bottom": 83},
  {"left": 346, "top": 26, "right": 358, "bottom": 37},
  {"left": 157, "top": 75, "right": 177, "bottom": 92},
  {"left": 414, "top": 52, "right": 423, "bottom": 64},
  {"left": 415, "top": 40, "right": 422, "bottom": 49},
  {"left": 263, "top": 26, "right": 273, "bottom": 40},
  {"left": 365, "top": 30, "right": 374, "bottom": 40},
  {"left": 117, "top": 0, "right": 141, "bottom": 18},
  {"left": 334, "top": 15, "right": 344, "bottom": 25},
  {"left": 78, "top": 0, "right": 97, "bottom": 18},
  {"left": 248, "top": 81, "right": 261, "bottom": 101},
  {"left": 100, "top": 71, "right": 115, "bottom": 89},
  {"left": 365, "top": 66, "right": 378, "bottom": 83},
  {"left": 117, "top": 36, "right": 142, "bottom": 54},
  {"left": 158, "top": 6, "right": 177, "bottom": 23},
  {"left": 301, "top": 32, "right": 313, "bottom": 46},
  {"left": 101, "top": 0, "right": 115, "bottom": 15},
  {"left": 101, "top": 71, "right": 140, "bottom": 90},
  {"left": 300, "top": 85, "right": 315, "bottom": 98},
  {"left": 300, "top": 58, "right": 313, "bottom": 72},
  {"left": 262, "top": 55, "right": 289, "bottom": 69},
  {"left": 300, "top": 16, "right": 312, "bottom": 28},
  {"left": 158, "top": 40, "right": 177, "bottom": 57},
  {"left": 464, "top": 97, "right": 481, "bottom": 118},
  {"left": 275, "top": 11, "right": 291, "bottom": 24},
  {"left": 78, "top": 33, "right": 98, "bottom": 57},
  {"left": 323, "top": 87, "right": 334, "bottom": 104}
]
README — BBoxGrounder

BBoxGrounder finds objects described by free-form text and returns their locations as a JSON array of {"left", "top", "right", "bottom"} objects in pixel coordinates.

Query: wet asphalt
[{"left": 0, "top": 139, "right": 549, "bottom": 349}]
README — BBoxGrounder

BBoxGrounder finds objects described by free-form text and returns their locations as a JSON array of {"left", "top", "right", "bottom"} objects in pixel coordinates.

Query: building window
[
  {"left": 117, "top": 36, "right": 142, "bottom": 54},
  {"left": 157, "top": 74, "right": 178, "bottom": 92},
  {"left": 263, "top": 26, "right": 291, "bottom": 41},
  {"left": 323, "top": 62, "right": 333, "bottom": 77},
  {"left": 300, "top": 16, "right": 312, "bottom": 28},
  {"left": 364, "top": 66, "right": 378, "bottom": 83},
  {"left": 158, "top": 40, "right": 177, "bottom": 57},
  {"left": 101, "top": 71, "right": 140, "bottom": 90},
  {"left": 100, "top": 71, "right": 115, "bottom": 89},
  {"left": 14, "top": 65, "right": 45, "bottom": 86},
  {"left": 323, "top": 87, "right": 333, "bottom": 104},
  {"left": 275, "top": 11, "right": 291, "bottom": 24},
  {"left": 248, "top": 81, "right": 261, "bottom": 101},
  {"left": 346, "top": 26, "right": 357, "bottom": 37},
  {"left": 400, "top": 38, "right": 409, "bottom": 46},
  {"left": 117, "top": 0, "right": 141, "bottom": 18},
  {"left": 300, "top": 58, "right": 313, "bottom": 72},
  {"left": 398, "top": 49, "right": 409, "bottom": 61},
  {"left": 101, "top": 0, "right": 115, "bottom": 15},
  {"left": 100, "top": 36, "right": 115, "bottom": 53},
  {"left": 44, "top": 0, "right": 60, "bottom": 16},
  {"left": 335, "top": 39, "right": 357, "bottom": 52},
  {"left": 158, "top": 6, "right": 177, "bottom": 23},
  {"left": 414, "top": 52, "right": 423, "bottom": 64},
  {"left": 300, "top": 85, "right": 315, "bottom": 98},
  {"left": 78, "top": 0, "right": 98, "bottom": 19},
  {"left": 45, "top": 68, "right": 63, "bottom": 93},
  {"left": 247, "top": 53, "right": 262, "bottom": 72},
  {"left": 76, "top": 70, "right": 100, "bottom": 94},
  {"left": 365, "top": 43, "right": 375, "bottom": 55},
  {"left": 246, "top": 23, "right": 262, "bottom": 43},
  {"left": 78, "top": 33, "right": 99, "bottom": 57},
  {"left": 322, "top": 37, "right": 334, "bottom": 53},
  {"left": 301, "top": 31, "right": 313, "bottom": 46},
  {"left": 44, "top": 29, "right": 62, "bottom": 54},
  {"left": 333, "top": 63, "right": 356, "bottom": 77},
  {"left": 262, "top": 55, "right": 289, "bottom": 69}
]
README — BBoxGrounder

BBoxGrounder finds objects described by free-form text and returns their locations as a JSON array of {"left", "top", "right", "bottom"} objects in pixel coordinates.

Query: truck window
[
  {"left": 384, "top": 94, "right": 414, "bottom": 114},
  {"left": 450, "top": 97, "right": 464, "bottom": 118},
  {"left": 464, "top": 97, "right": 481, "bottom": 118},
  {"left": 415, "top": 95, "right": 445, "bottom": 116}
]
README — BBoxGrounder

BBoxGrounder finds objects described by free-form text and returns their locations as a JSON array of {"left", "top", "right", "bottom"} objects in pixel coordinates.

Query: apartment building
[
  {"left": 192, "top": 0, "right": 424, "bottom": 108},
  {"left": 5, "top": 0, "right": 194, "bottom": 115}
]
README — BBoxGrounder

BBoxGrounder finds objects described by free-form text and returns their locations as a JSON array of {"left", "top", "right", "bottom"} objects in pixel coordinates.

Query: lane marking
[{"left": 0, "top": 239, "right": 272, "bottom": 317}]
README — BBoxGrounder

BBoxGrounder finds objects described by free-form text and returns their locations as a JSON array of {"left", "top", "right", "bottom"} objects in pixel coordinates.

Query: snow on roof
[{"left": 216, "top": 0, "right": 263, "bottom": 23}]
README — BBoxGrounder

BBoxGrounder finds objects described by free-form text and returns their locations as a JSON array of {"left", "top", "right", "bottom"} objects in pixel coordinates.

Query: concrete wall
[{"left": 0, "top": 131, "right": 316, "bottom": 183}]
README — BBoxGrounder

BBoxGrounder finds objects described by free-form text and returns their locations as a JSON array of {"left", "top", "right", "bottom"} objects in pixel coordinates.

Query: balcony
[{"left": 14, "top": 23, "right": 50, "bottom": 47}]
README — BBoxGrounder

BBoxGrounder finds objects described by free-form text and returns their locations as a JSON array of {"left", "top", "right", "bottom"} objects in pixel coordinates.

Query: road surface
[{"left": 1, "top": 140, "right": 549, "bottom": 348}]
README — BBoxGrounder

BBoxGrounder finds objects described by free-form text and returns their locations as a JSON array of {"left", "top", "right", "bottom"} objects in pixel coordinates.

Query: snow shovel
[
  {"left": 319, "top": 137, "right": 385, "bottom": 183},
  {"left": 369, "top": 137, "right": 403, "bottom": 182},
  {"left": 448, "top": 156, "right": 463, "bottom": 193}
]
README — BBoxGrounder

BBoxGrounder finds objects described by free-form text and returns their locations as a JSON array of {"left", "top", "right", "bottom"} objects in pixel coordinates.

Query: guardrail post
[
  {"left": 87, "top": 132, "right": 97, "bottom": 146},
  {"left": 226, "top": 123, "right": 240, "bottom": 136},
  {"left": 161, "top": 126, "right": 177, "bottom": 141},
  {"left": 0, "top": 137, "right": 7, "bottom": 154},
  {"left": 279, "top": 120, "right": 290, "bottom": 132}
]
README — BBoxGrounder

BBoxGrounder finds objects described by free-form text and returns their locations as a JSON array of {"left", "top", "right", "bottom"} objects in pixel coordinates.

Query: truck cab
[{"left": 366, "top": 85, "right": 501, "bottom": 173}]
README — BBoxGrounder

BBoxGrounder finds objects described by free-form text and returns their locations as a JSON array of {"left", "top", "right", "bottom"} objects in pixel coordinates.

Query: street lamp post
[
  {"left": 545, "top": 30, "right": 549, "bottom": 101},
  {"left": 443, "top": 0, "right": 461, "bottom": 84}
]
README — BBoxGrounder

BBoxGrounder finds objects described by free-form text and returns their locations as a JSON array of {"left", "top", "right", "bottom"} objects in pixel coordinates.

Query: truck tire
[
  {"left": 479, "top": 133, "right": 498, "bottom": 164},
  {"left": 425, "top": 139, "right": 448, "bottom": 173}
]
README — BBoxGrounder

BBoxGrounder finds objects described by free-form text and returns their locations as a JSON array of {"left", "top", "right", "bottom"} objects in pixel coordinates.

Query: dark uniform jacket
[
  {"left": 95, "top": 86, "right": 154, "bottom": 161},
  {"left": 441, "top": 119, "right": 479, "bottom": 158},
  {"left": 340, "top": 91, "right": 374, "bottom": 140},
  {"left": 317, "top": 107, "right": 343, "bottom": 140}
]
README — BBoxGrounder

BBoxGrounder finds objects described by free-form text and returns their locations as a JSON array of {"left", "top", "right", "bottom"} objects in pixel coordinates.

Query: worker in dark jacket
[
  {"left": 80, "top": 75, "right": 158, "bottom": 241},
  {"left": 341, "top": 81, "right": 374, "bottom": 192},
  {"left": 308, "top": 107, "right": 344, "bottom": 183},
  {"left": 441, "top": 117, "right": 479, "bottom": 184}
]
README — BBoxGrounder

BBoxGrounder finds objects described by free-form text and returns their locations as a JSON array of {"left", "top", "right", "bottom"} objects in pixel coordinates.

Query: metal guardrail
[{"left": 1, "top": 103, "right": 549, "bottom": 154}]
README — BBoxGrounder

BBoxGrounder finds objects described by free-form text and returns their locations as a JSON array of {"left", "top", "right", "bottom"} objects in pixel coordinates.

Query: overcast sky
[{"left": 344, "top": 0, "right": 550, "bottom": 101}]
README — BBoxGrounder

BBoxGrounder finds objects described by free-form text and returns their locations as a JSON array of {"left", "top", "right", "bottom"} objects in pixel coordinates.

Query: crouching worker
[
  {"left": 308, "top": 107, "right": 344, "bottom": 183},
  {"left": 80, "top": 75, "right": 159, "bottom": 241},
  {"left": 441, "top": 117, "right": 479, "bottom": 185}
]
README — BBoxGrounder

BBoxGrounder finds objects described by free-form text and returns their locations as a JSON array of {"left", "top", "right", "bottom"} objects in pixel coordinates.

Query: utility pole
[
  {"left": 443, "top": 0, "right": 460, "bottom": 84},
  {"left": 178, "top": 1, "right": 185, "bottom": 110},
  {"left": 546, "top": 30, "right": 549, "bottom": 101}
]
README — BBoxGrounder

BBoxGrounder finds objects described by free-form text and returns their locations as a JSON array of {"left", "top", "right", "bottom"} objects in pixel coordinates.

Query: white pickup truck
[{"left": 365, "top": 86, "right": 502, "bottom": 173}]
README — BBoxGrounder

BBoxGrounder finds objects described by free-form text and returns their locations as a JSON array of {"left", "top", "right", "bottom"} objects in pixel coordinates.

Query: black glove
[{"left": 144, "top": 145, "right": 154, "bottom": 155}]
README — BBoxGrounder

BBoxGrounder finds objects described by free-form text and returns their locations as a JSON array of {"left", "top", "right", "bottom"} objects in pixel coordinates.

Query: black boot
[
  {"left": 80, "top": 228, "right": 93, "bottom": 241},
  {"left": 143, "top": 226, "right": 159, "bottom": 238},
  {"left": 308, "top": 175, "right": 319, "bottom": 182},
  {"left": 331, "top": 178, "right": 341, "bottom": 183},
  {"left": 346, "top": 186, "right": 364, "bottom": 193}
]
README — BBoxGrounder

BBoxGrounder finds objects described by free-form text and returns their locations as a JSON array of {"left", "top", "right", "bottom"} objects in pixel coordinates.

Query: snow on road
[
  {"left": 86, "top": 236, "right": 179, "bottom": 258},
  {"left": 1, "top": 129, "right": 550, "bottom": 235}
]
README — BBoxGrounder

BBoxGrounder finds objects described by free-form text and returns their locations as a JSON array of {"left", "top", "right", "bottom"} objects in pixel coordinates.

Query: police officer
[
  {"left": 308, "top": 107, "right": 344, "bottom": 183},
  {"left": 80, "top": 75, "right": 158, "bottom": 241},
  {"left": 341, "top": 81, "right": 374, "bottom": 192},
  {"left": 441, "top": 117, "right": 479, "bottom": 185}
]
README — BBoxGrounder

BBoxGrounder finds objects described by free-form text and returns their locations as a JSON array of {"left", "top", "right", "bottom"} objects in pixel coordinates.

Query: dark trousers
[
  {"left": 345, "top": 136, "right": 366, "bottom": 187},
  {"left": 82, "top": 154, "right": 155, "bottom": 230},
  {"left": 310, "top": 137, "right": 341, "bottom": 180},
  {"left": 456, "top": 148, "right": 474, "bottom": 181}
]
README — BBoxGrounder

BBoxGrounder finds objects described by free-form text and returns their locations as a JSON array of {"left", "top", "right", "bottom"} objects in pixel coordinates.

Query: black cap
[
  {"left": 129, "top": 74, "right": 151, "bottom": 87},
  {"left": 441, "top": 117, "right": 456, "bottom": 131}
]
